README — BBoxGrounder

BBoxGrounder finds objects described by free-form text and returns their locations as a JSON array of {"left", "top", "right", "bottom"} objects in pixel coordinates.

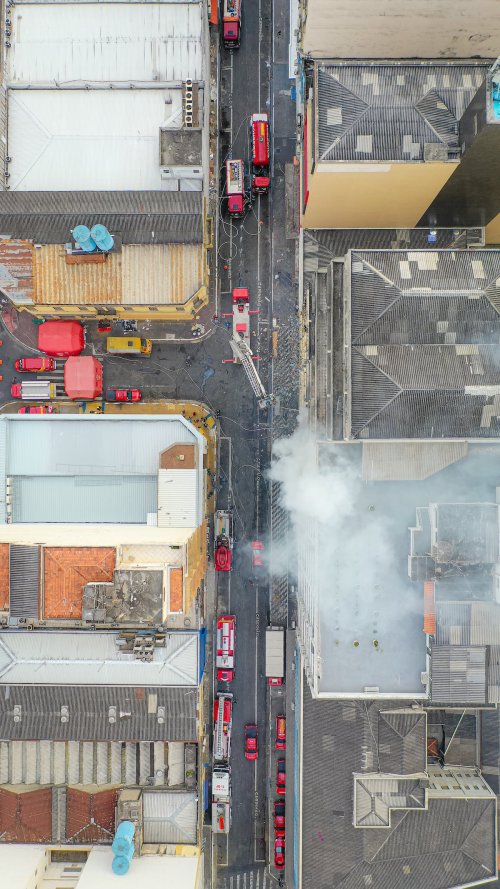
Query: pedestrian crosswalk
[{"left": 218, "top": 867, "right": 272, "bottom": 889}]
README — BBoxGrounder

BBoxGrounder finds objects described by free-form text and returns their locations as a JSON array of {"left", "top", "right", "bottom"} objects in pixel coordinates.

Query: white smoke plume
[{"left": 269, "top": 415, "right": 423, "bottom": 694}]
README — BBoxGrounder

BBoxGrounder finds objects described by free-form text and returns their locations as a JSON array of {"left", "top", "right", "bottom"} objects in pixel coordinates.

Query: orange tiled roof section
[
  {"left": 0, "top": 787, "right": 53, "bottom": 842},
  {"left": 170, "top": 567, "right": 184, "bottom": 613},
  {"left": 43, "top": 547, "right": 116, "bottom": 619},
  {"left": 66, "top": 787, "right": 119, "bottom": 844},
  {"left": 0, "top": 544, "right": 9, "bottom": 610}
]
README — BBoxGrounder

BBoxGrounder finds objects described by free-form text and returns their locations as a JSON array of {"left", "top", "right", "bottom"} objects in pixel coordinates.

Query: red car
[
  {"left": 105, "top": 388, "right": 142, "bottom": 402},
  {"left": 276, "top": 759, "right": 286, "bottom": 795},
  {"left": 15, "top": 357, "right": 56, "bottom": 372},
  {"left": 244, "top": 724, "right": 258, "bottom": 761},
  {"left": 18, "top": 405, "right": 55, "bottom": 414},
  {"left": 274, "top": 838, "right": 285, "bottom": 870},
  {"left": 274, "top": 800, "right": 285, "bottom": 837},
  {"left": 251, "top": 539, "right": 264, "bottom": 568},
  {"left": 276, "top": 715, "right": 286, "bottom": 750}
]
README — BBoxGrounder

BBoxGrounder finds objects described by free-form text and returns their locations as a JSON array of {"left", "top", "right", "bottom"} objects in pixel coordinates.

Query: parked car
[
  {"left": 105, "top": 388, "right": 142, "bottom": 402},
  {"left": 275, "top": 715, "right": 286, "bottom": 750},
  {"left": 251, "top": 539, "right": 264, "bottom": 568},
  {"left": 274, "top": 801, "right": 285, "bottom": 837},
  {"left": 276, "top": 759, "right": 286, "bottom": 795},
  {"left": 15, "top": 357, "right": 56, "bottom": 372},
  {"left": 274, "top": 838, "right": 285, "bottom": 870},
  {"left": 18, "top": 405, "right": 55, "bottom": 414},
  {"left": 244, "top": 724, "right": 258, "bottom": 761}
]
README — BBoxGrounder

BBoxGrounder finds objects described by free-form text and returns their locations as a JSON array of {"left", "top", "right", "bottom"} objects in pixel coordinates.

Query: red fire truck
[
  {"left": 214, "top": 693, "right": 233, "bottom": 762},
  {"left": 251, "top": 113, "right": 270, "bottom": 194},
  {"left": 222, "top": 0, "right": 241, "bottom": 49},
  {"left": 226, "top": 159, "right": 245, "bottom": 218}
]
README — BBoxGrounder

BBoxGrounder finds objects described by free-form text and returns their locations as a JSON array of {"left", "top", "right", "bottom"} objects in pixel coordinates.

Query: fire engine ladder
[
  {"left": 214, "top": 699, "right": 226, "bottom": 760},
  {"left": 229, "top": 337, "right": 273, "bottom": 407}
]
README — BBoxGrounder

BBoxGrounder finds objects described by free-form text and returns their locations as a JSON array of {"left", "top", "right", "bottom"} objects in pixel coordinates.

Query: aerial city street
[{"left": 1, "top": 2, "right": 500, "bottom": 889}]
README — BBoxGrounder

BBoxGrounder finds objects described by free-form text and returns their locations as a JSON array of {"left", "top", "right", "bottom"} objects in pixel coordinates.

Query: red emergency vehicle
[
  {"left": 216, "top": 615, "right": 236, "bottom": 682},
  {"left": 226, "top": 159, "right": 245, "bottom": 218},
  {"left": 222, "top": 0, "right": 241, "bottom": 49},
  {"left": 251, "top": 113, "right": 270, "bottom": 193}
]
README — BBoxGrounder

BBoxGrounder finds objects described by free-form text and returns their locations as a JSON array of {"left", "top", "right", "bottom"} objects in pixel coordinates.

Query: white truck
[
  {"left": 265, "top": 626, "right": 285, "bottom": 686},
  {"left": 212, "top": 767, "right": 231, "bottom": 834}
]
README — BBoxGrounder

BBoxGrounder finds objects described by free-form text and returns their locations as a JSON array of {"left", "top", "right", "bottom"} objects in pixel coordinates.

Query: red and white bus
[{"left": 250, "top": 113, "right": 270, "bottom": 194}]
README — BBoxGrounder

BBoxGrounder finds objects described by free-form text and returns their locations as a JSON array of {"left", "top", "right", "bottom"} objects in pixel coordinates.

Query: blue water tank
[
  {"left": 112, "top": 851, "right": 133, "bottom": 876},
  {"left": 91, "top": 224, "right": 114, "bottom": 253},
  {"left": 112, "top": 820, "right": 135, "bottom": 856},
  {"left": 72, "top": 225, "right": 97, "bottom": 254}
]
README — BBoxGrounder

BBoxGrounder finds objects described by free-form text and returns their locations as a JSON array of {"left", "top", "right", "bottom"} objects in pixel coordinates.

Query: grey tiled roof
[
  {"left": 316, "top": 63, "right": 489, "bottom": 162},
  {"left": 347, "top": 249, "right": 500, "bottom": 439},
  {"left": 378, "top": 710, "right": 426, "bottom": 774},
  {"left": 0, "top": 685, "right": 198, "bottom": 741},
  {"left": 302, "top": 687, "right": 496, "bottom": 889},
  {"left": 0, "top": 192, "right": 203, "bottom": 244}
]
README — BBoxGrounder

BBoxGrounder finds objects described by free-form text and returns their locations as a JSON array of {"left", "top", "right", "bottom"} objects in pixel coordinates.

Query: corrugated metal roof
[
  {"left": 348, "top": 249, "right": 500, "bottom": 439},
  {"left": 430, "top": 645, "right": 487, "bottom": 704},
  {"left": 0, "top": 630, "right": 198, "bottom": 687},
  {"left": 471, "top": 602, "right": 500, "bottom": 646},
  {"left": 360, "top": 440, "right": 468, "bottom": 481},
  {"left": 11, "top": 475, "right": 158, "bottom": 524},
  {"left": 4, "top": 415, "right": 202, "bottom": 476},
  {"left": 316, "top": 63, "right": 488, "bottom": 162},
  {"left": 122, "top": 244, "right": 203, "bottom": 305},
  {"left": 0, "top": 240, "right": 34, "bottom": 303},
  {"left": 8, "top": 3, "right": 203, "bottom": 84},
  {"left": 9, "top": 90, "right": 181, "bottom": 192},
  {"left": 143, "top": 790, "right": 197, "bottom": 844},
  {"left": 9, "top": 545, "right": 39, "bottom": 620},
  {"left": 0, "top": 685, "right": 198, "bottom": 741},
  {"left": 0, "top": 192, "right": 203, "bottom": 246},
  {"left": 157, "top": 469, "right": 198, "bottom": 528},
  {"left": 0, "top": 739, "right": 167, "bottom": 786},
  {"left": 34, "top": 245, "right": 121, "bottom": 305}
]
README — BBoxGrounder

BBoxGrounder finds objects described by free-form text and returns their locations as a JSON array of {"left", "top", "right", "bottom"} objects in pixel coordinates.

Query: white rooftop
[
  {"left": 7, "top": 2, "right": 203, "bottom": 84},
  {"left": 6, "top": 0, "right": 205, "bottom": 191},
  {"left": 0, "top": 845, "right": 200, "bottom": 889},
  {"left": 0, "top": 631, "right": 199, "bottom": 686},
  {"left": 0, "top": 414, "right": 205, "bottom": 528},
  {"left": 9, "top": 90, "right": 176, "bottom": 191}
]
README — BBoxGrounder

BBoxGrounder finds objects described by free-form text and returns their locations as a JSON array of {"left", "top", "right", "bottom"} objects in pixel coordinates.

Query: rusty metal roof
[
  {"left": 0, "top": 239, "right": 34, "bottom": 302},
  {"left": 34, "top": 244, "right": 122, "bottom": 305},
  {"left": 122, "top": 244, "right": 204, "bottom": 305}
]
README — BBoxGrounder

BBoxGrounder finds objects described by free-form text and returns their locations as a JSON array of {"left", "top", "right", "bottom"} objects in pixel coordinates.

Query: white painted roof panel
[
  {"left": 8, "top": 2, "right": 203, "bottom": 84},
  {"left": 157, "top": 468, "right": 198, "bottom": 527},
  {"left": 4, "top": 415, "right": 202, "bottom": 476},
  {"left": 0, "top": 630, "right": 199, "bottom": 686},
  {"left": 9, "top": 90, "right": 171, "bottom": 191}
]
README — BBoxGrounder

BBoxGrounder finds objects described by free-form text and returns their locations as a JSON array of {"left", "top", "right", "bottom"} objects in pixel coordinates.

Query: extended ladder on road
[
  {"left": 214, "top": 693, "right": 233, "bottom": 762},
  {"left": 228, "top": 337, "right": 274, "bottom": 408}
]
